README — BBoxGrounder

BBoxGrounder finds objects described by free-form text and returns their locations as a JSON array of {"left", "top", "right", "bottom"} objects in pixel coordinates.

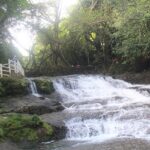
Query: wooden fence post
[
  {"left": 0, "top": 64, "right": 2, "bottom": 77},
  {"left": 0, "top": 59, "right": 25, "bottom": 78},
  {"left": 8, "top": 59, "right": 11, "bottom": 76}
]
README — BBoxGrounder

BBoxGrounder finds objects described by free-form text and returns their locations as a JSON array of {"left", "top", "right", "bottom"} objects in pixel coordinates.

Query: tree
[
  {"left": 0, "top": 42, "right": 21, "bottom": 63},
  {"left": 27, "top": 0, "right": 150, "bottom": 75},
  {"left": 66, "top": 0, "right": 116, "bottom": 67},
  {"left": 0, "top": 0, "right": 30, "bottom": 63},
  {"left": 113, "top": 0, "right": 150, "bottom": 71},
  {"left": 0, "top": 0, "right": 29, "bottom": 40}
]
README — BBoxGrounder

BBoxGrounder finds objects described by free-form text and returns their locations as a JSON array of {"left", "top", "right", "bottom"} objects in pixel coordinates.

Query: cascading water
[
  {"left": 53, "top": 75, "right": 150, "bottom": 142},
  {"left": 28, "top": 79, "right": 41, "bottom": 97}
]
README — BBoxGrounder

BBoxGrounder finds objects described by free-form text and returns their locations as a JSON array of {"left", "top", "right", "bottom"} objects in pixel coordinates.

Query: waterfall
[
  {"left": 53, "top": 75, "right": 150, "bottom": 142},
  {"left": 28, "top": 79, "right": 41, "bottom": 97}
]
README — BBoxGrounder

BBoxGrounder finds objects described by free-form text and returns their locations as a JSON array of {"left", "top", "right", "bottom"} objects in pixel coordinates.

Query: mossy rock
[
  {"left": 0, "top": 77, "right": 29, "bottom": 97},
  {"left": 0, "top": 113, "right": 53, "bottom": 142},
  {"left": 33, "top": 79, "right": 54, "bottom": 94}
]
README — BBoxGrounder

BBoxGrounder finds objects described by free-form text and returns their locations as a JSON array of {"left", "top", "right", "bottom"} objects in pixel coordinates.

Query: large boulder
[
  {"left": 40, "top": 112, "right": 68, "bottom": 140},
  {"left": 15, "top": 100, "right": 64, "bottom": 115},
  {"left": 0, "top": 77, "right": 29, "bottom": 97},
  {"left": 0, "top": 96, "right": 64, "bottom": 115},
  {"left": 0, "top": 141, "right": 20, "bottom": 150}
]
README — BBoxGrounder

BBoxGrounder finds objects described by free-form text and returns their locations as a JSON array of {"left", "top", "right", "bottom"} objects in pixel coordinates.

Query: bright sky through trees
[{"left": 13, "top": 0, "right": 78, "bottom": 56}]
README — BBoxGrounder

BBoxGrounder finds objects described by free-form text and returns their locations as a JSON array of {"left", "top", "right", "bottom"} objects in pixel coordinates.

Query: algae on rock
[
  {"left": 0, "top": 78, "right": 29, "bottom": 97},
  {"left": 33, "top": 79, "right": 54, "bottom": 94},
  {"left": 0, "top": 113, "right": 53, "bottom": 142}
]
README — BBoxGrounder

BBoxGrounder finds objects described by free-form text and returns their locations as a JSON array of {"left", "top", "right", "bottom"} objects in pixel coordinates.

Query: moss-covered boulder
[
  {"left": 0, "top": 78, "right": 29, "bottom": 97},
  {"left": 0, "top": 113, "right": 53, "bottom": 142},
  {"left": 33, "top": 79, "right": 54, "bottom": 94}
]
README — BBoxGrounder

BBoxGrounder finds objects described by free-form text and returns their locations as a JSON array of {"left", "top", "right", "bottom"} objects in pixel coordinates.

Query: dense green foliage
[
  {"left": 25, "top": 0, "right": 150, "bottom": 74},
  {"left": 34, "top": 79, "right": 54, "bottom": 94},
  {"left": 0, "top": 0, "right": 29, "bottom": 35},
  {"left": 0, "top": 0, "right": 29, "bottom": 63},
  {"left": 0, "top": 42, "right": 21, "bottom": 63},
  {"left": 0, "top": 113, "right": 53, "bottom": 141},
  {"left": 1, "top": 0, "right": 150, "bottom": 74},
  {"left": 0, "top": 78, "right": 28, "bottom": 97}
]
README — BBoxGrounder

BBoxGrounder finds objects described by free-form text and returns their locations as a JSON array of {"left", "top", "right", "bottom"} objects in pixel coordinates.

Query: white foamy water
[
  {"left": 53, "top": 75, "right": 150, "bottom": 141},
  {"left": 28, "top": 79, "right": 41, "bottom": 97}
]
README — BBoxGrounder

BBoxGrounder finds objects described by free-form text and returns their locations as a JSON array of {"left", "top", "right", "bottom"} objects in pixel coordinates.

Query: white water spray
[
  {"left": 53, "top": 75, "right": 150, "bottom": 141},
  {"left": 28, "top": 79, "right": 41, "bottom": 97}
]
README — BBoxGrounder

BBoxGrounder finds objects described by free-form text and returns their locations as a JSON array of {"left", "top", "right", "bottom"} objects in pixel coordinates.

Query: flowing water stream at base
[{"left": 20, "top": 75, "right": 150, "bottom": 150}]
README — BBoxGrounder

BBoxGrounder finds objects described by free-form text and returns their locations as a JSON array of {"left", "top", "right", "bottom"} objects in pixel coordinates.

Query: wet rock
[
  {"left": 40, "top": 112, "right": 66, "bottom": 128},
  {"left": 40, "top": 112, "right": 68, "bottom": 140},
  {"left": 0, "top": 95, "right": 64, "bottom": 115},
  {"left": 60, "top": 138, "right": 150, "bottom": 150},
  {"left": 114, "top": 71, "right": 150, "bottom": 84},
  {"left": 33, "top": 79, "right": 54, "bottom": 95},
  {"left": 15, "top": 102, "right": 64, "bottom": 115},
  {"left": 0, "top": 141, "right": 20, "bottom": 150},
  {"left": 39, "top": 96, "right": 46, "bottom": 100},
  {"left": 52, "top": 126, "right": 67, "bottom": 140},
  {"left": 0, "top": 77, "right": 29, "bottom": 97}
]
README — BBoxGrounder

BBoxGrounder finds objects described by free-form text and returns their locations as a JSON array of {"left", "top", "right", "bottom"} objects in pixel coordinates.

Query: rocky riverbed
[
  {"left": 113, "top": 71, "right": 150, "bottom": 84},
  {"left": 0, "top": 95, "right": 64, "bottom": 115},
  {"left": 0, "top": 77, "right": 66, "bottom": 144},
  {"left": 1, "top": 138, "right": 150, "bottom": 150},
  {"left": 1, "top": 74, "right": 150, "bottom": 150},
  {"left": 59, "top": 138, "right": 150, "bottom": 150}
]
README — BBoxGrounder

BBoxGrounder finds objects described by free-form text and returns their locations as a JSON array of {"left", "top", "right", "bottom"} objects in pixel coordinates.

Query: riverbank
[
  {"left": 1, "top": 73, "right": 150, "bottom": 149},
  {"left": 0, "top": 77, "right": 66, "bottom": 143},
  {"left": 113, "top": 71, "right": 150, "bottom": 84},
  {"left": 1, "top": 138, "right": 150, "bottom": 150},
  {"left": 0, "top": 138, "right": 150, "bottom": 150},
  {"left": 60, "top": 138, "right": 150, "bottom": 150},
  {"left": 27, "top": 66, "right": 150, "bottom": 84}
]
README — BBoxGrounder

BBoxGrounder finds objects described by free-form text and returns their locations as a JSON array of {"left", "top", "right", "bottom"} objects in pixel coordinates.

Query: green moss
[
  {"left": 0, "top": 114, "right": 53, "bottom": 142},
  {"left": 34, "top": 79, "right": 54, "bottom": 94},
  {"left": 0, "top": 77, "right": 29, "bottom": 97},
  {"left": 6, "top": 128, "right": 38, "bottom": 141},
  {"left": 43, "top": 123, "right": 53, "bottom": 135},
  {"left": 0, "top": 128, "right": 4, "bottom": 138}
]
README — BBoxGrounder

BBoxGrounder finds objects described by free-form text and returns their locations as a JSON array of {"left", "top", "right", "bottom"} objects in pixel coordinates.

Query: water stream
[
  {"left": 28, "top": 79, "right": 41, "bottom": 97},
  {"left": 53, "top": 75, "right": 150, "bottom": 142},
  {"left": 21, "top": 75, "right": 150, "bottom": 149}
]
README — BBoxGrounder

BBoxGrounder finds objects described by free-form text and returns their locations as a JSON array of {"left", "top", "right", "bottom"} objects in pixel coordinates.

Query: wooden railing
[{"left": 0, "top": 59, "right": 25, "bottom": 77}]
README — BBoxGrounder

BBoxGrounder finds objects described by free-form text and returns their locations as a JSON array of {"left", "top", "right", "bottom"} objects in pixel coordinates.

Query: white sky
[
  {"left": 9, "top": 27, "right": 34, "bottom": 56},
  {"left": 12, "top": 0, "right": 78, "bottom": 56}
]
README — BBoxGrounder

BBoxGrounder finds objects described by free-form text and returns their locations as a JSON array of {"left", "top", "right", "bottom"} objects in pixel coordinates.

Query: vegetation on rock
[
  {"left": 0, "top": 113, "right": 53, "bottom": 142},
  {"left": 34, "top": 79, "right": 54, "bottom": 94},
  {"left": 0, "top": 78, "right": 29, "bottom": 97}
]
